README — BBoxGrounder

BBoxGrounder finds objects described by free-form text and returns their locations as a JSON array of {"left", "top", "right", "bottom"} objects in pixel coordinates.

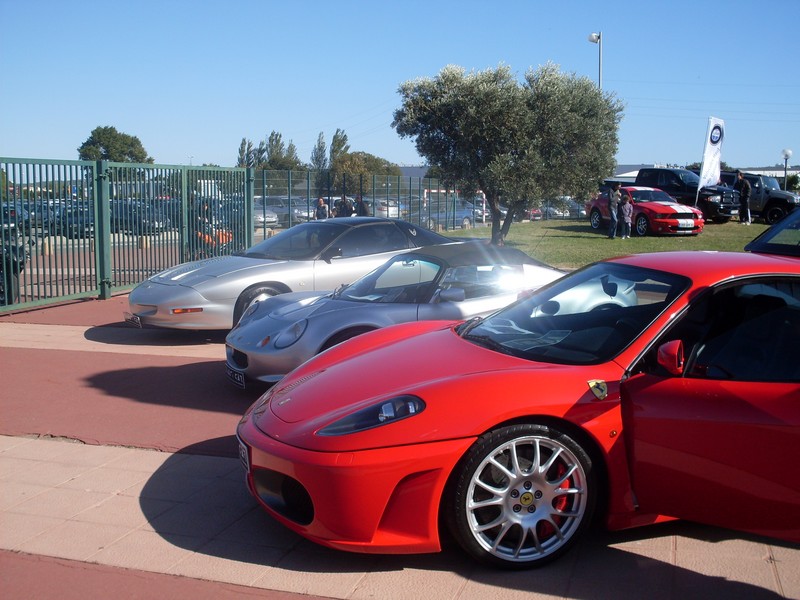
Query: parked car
[
  {"left": 110, "top": 199, "right": 171, "bottom": 235},
  {"left": 237, "top": 215, "right": 799, "bottom": 569},
  {"left": 225, "top": 242, "right": 564, "bottom": 387},
  {"left": 634, "top": 167, "right": 738, "bottom": 223},
  {"left": 718, "top": 170, "right": 800, "bottom": 224},
  {"left": 525, "top": 207, "right": 543, "bottom": 221},
  {"left": 362, "top": 197, "right": 401, "bottom": 219},
  {"left": 1, "top": 203, "right": 28, "bottom": 241},
  {"left": 409, "top": 199, "right": 486, "bottom": 229},
  {"left": 252, "top": 205, "right": 279, "bottom": 229},
  {"left": 257, "top": 196, "right": 313, "bottom": 228},
  {"left": 53, "top": 204, "right": 95, "bottom": 239},
  {"left": 567, "top": 198, "right": 587, "bottom": 218},
  {"left": 588, "top": 186, "right": 705, "bottom": 236},
  {"left": 126, "top": 217, "right": 455, "bottom": 330}
]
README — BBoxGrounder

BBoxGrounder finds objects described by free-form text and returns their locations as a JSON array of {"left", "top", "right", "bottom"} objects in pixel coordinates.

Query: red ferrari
[
  {"left": 237, "top": 212, "right": 800, "bottom": 568},
  {"left": 588, "top": 185, "right": 705, "bottom": 236}
]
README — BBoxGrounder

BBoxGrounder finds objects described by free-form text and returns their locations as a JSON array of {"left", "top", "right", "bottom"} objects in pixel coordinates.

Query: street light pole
[
  {"left": 782, "top": 148, "right": 793, "bottom": 190},
  {"left": 587, "top": 31, "right": 602, "bottom": 90}
]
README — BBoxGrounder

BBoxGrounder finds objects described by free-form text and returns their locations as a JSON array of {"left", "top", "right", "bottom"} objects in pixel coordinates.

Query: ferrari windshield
[
  {"left": 242, "top": 222, "right": 348, "bottom": 260},
  {"left": 461, "top": 262, "right": 689, "bottom": 364}
]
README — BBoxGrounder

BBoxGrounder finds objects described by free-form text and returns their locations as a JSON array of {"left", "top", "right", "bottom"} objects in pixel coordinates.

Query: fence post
[
  {"left": 95, "top": 160, "right": 113, "bottom": 299},
  {"left": 245, "top": 167, "right": 254, "bottom": 248}
]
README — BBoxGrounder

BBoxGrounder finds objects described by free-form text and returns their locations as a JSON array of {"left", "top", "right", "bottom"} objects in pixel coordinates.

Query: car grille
[{"left": 230, "top": 348, "right": 249, "bottom": 369}]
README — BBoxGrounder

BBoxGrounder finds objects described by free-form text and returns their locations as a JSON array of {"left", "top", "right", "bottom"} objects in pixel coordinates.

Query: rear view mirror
[{"left": 321, "top": 247, "right": 343, "bottom": 262}]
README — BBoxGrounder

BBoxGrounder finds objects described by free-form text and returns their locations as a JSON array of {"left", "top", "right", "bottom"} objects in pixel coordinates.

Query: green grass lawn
[{"left": 445, "top": 218, "right": 768, "bottom": 270}]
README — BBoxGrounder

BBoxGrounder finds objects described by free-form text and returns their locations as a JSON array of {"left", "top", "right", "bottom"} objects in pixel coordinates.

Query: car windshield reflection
[
  {"left": 341, "top": 256, "right": 442, "bottom": 303},
  {"left": 462, "top": 263, "right": 689, "bottom": 365},
  {"left": 242, "top": 221, "right": 348, "bottom": 260}
]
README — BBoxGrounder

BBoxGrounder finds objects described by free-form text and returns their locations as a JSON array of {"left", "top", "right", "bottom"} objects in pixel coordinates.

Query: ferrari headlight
[
  {"left": 318, "top": 395, "right": 425, "bottom": 436},
  {"left": 274, "top": 319, "right": 308, "bottom": 348}
]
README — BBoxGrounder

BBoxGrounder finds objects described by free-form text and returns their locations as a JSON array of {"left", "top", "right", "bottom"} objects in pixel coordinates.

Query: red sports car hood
[{"left": 267, "top": 322, "right": 546, "bottom": 426}]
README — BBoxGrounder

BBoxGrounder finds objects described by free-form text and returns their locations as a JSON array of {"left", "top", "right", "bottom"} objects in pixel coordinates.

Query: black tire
[
  {"left": 589, "top": 209, "right": 603, "bottom": 230},
  {"left": 232, "top": 285, "right": 281, "bottom": 326},
  {"left": 461, "top": 216, "right": 472, "bottom": 229},
  {"left": 764, "top": 204, "right": 787, "bottom": 225},
  {"left": 446, "top": 423, "right": 596, "bottom": 569},
  {"left": 634, "top": 214, "right": 649, "bottom": 237}
]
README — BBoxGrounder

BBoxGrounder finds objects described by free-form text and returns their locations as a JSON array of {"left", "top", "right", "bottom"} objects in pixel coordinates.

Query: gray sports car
[
  {"left": 225, "top": 243, "right": 564, "bottom": 388},
  {"left": 125, "top": 218, "right": 453, "bottom": 330}
]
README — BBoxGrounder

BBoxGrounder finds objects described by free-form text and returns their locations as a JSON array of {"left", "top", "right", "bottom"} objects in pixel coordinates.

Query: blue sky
[{"left": 1, "top": 0, "right": 797, "bottom": 170}]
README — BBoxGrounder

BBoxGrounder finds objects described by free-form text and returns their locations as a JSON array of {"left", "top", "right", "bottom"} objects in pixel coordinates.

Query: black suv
[{"left": 634, "top": 167, "right": 739, "bottom": 223}]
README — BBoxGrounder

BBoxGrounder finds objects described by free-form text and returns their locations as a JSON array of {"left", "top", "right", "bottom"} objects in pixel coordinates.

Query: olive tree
[
  {"left": 78, "top": 126, "right": 153, "bottom": 163},
  {"left": 393, "top": 63, "right": 623, "bottom": 244}
]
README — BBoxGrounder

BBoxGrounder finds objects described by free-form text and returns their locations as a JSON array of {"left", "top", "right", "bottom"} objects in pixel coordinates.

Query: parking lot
[{"left": 1, "top": 295, "right": 798, "bottom": 599}]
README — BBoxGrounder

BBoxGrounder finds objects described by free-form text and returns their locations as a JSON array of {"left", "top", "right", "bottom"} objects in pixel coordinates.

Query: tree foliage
[
  {"left": 393, "top": 63, "right": 624, "bottom": 243},
  {"left": 237, "top": 131, "right": 304, "bottom": 171},
  {"left": 78, "top": 126, "right": 153, "bottom": 163}
]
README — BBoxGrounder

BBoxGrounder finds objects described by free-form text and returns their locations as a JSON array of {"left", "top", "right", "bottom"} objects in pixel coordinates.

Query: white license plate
[
  {"left": 123, "top": 312, "right": 142, "bottom": 328},
  {"left": 226, "top": 365, "right": 246, "bottom": 389},
  {"left": 238, "top": 438, "right": 250, "bottom": 473}
]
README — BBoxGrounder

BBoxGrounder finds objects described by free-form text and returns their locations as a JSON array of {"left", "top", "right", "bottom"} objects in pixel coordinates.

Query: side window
[
  {"left": 336, "top": 224, "right": 408, "bottom": 257},
  {"left": 684, "top": 281, "right": 800, "bottom": 382}
]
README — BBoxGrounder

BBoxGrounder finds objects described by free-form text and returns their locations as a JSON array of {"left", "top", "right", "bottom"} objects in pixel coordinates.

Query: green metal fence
[{"left": 1, "top": 157, "right": 482, "bottom": 313}]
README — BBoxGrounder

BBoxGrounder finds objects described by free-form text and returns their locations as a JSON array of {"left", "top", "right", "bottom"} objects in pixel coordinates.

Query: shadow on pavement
[
  {"left": 85, "top": 362, "right": 257, "bottom": 415},
  {"left": 84, "top": 326, "right": 228, "bottom": 347},
  {"left": 139, "top": 438, "right": 787, "bottom": 599}
]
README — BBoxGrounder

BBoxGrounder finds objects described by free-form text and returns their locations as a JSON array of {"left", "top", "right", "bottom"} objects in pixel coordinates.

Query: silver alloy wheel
[
  {"left": 589, "top": 209, "right": 602, "bottom": 229},
  {"left": 463, "top": 433, "right": 589, "bottom": 564},
  {"left": 635, "top": 214, "right": 649, "bottom": 236}
]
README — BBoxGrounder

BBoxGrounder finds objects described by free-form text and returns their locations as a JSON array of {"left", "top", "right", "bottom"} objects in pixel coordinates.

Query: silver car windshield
[
  {"left": 341, "top": 256, "right": 442, "bottom": 303},
  {"left": 242, "top": 222, "right": 348, "bottom": 260},
  {"left": 461, "top": 263, "right": 689, "bottom": 365}
]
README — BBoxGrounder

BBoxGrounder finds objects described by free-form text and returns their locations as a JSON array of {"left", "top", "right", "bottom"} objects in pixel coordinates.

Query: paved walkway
[{"left": 1, "top": 296, "right": 798, "bottom": 599}]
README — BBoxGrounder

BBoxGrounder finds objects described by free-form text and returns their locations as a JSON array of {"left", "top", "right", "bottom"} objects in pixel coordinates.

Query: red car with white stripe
[{"left": 588, "top": 186, "right": 704, "bottom": 236}]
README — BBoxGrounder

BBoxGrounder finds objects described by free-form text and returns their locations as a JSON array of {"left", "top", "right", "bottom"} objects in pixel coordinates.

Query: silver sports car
[
  {"left": 125, "top": 218, "right": 453, "bottom": 330},
  {"left": 225, "top": 243, "right": 564, "bottom": 388}
]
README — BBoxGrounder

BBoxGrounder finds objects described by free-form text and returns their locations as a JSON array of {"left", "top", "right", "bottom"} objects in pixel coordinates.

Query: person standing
[
  {"left": 354, "top": 196, "right": 371, "bottom": 217},
  {"left": 335, "top": 194, "right": 352, "bottom": 218},
  {"left": 314, "top": 196, "right": 329, "bottom": 220},
  {"left": 608, "top": 182, "right": 621, "bottom": 238},
  {"left": 735, "top": 170, "right": 751, "bottom": 224},
  {"left": 619, "top": 194, "right": 633, "bottom": 238}
]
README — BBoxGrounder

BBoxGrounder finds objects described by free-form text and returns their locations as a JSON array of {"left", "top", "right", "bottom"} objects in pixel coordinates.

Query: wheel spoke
[
  {"left": 475, "top": 513, "right": 508, "bottom": 534},
  {"left": 550, "top": 463, "right": 578, "bottom": 487},
  {"left": 539, "top": 445, "right": 563, "bottom": 474},
  {"left": 488, "top": 455, "right": 515, "bottom": 481}
]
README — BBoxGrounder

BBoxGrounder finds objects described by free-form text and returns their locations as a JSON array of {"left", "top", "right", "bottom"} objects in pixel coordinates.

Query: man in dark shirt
[{"left": 735, "top": 170, "right": 751, "bottom": 225}]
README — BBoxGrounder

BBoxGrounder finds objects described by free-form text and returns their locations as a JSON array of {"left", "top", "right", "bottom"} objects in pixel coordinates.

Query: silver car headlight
[
  {"left": 274, "top": 319, "right": 308, "bottom": 348},
  {"left": 318, "top": 395, "right": 426, "bottom": 436},
  {"left": 706, "top": 195, "right": 721, "bottom": 203}
]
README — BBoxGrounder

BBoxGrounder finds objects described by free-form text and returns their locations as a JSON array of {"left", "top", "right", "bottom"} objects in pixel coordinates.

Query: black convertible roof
[{"left": 403, "top": 241, "right": 555, "bottom": 269}]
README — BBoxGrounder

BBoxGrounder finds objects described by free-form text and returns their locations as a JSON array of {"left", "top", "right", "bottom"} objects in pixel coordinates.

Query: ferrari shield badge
[{"left": 587, "top": 379, "right": 608, "bottom": 400}]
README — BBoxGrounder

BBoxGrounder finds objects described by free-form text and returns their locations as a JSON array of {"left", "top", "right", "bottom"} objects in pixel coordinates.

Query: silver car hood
[
  {"left": 269, "top": 296, "right": 361, "bottom": 322},
  {"left": 150, "top": 255, "right": 292, "bottom": 287}
]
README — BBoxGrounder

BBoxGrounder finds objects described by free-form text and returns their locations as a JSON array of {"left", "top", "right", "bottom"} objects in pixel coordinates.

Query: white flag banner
[{"left": 698, "top": 117, "right": 725, "bottom": 190}]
